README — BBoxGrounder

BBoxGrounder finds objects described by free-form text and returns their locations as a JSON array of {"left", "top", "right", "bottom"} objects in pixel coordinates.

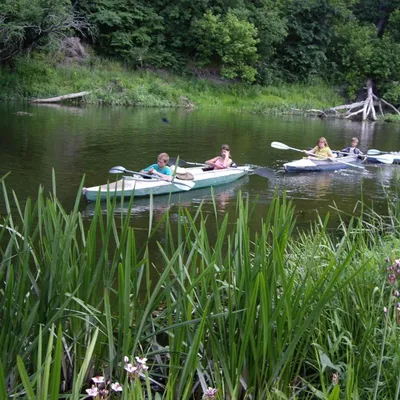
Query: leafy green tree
[
  {"left": 192, "top": 10, "right": 259, "bottom": 82},
  {"left": 329, "top": 20, "right": 400, "bottom": 99},
  {"left": 275, "top": 0, "right": 352, "bottom": 82},
  {"left": 0, "top": 0, "right": 88, "bottom": 62},
  {"left": 351, "top": 0, "right": 400, "bottom": 36},
  {"left": 77, "top": 0, "right": 175, "bottom": 67}
]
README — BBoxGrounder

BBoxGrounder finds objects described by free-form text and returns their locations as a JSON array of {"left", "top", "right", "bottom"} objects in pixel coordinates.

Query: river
[{"left": 1, "top": 102, "right": 400, "bottom": 235}]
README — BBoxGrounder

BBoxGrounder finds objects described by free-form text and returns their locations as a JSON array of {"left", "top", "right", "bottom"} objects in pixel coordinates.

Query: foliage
[
  {"left": 1, "top": 175, "right": 400, "bottom": 398},
  {"left": 330, "top": 21, "right": 400, "bottom": 98},
  {"left": 77, "top": 0, "right": 175, "bottom": 68},
  {"left": 275, "top": 0, "right": 351, "bottom": 82},
  {"left": 0, "top": 55, "right": 344, "bottom": 110},
  {"left": 191, "top": 10, "right": 259, "bottom": 82},
  {"left": 0, "top": 0, "right": 89, "bottom": 62}
]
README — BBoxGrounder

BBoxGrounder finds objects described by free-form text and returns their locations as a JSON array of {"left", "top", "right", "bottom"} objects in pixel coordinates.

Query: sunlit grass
[
  {"left": 0, "top": 56, "right": 344, "bottom": 112},
  {"left": 1, "top": 173, "right": 400, "bottom": 398}
]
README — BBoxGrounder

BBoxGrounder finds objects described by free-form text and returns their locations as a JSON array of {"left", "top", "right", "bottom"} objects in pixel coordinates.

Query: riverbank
[
  {"left": 0, "top": 55, "right": 345, "bottom": 113},
  {"left": 1, "top": 176, "right": 400, "bottom": 398}
]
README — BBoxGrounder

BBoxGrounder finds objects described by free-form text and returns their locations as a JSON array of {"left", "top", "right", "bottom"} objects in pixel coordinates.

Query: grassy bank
[
  {"left": 1, "top": 172, "right": 400, "bottom": 399},
  {"left": 0, "top": 55, "right": 344, "bottom": 113}
]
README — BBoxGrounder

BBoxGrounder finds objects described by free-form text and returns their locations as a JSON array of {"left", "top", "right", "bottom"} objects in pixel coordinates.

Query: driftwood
[
  {"left": 31, "top": 91, "right": 91, "bottom": 103},
  {"left": 297, "top": 79, "right": 400, "bottom": 121},
  {"left": 327, "top": 79, "right": 400, "bottom": 121}
]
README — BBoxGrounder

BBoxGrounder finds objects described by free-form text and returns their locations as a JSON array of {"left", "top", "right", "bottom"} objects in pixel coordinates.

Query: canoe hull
[
  {"left": 284, "top": 156, "right": 360, "bottom": 173},
  {"left": 83, "top": 166, "right": 251, "bottom": 202}
]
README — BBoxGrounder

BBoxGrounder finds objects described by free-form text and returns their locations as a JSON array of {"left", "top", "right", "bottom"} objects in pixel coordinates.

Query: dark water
[{"left": 1, "top": 102, "right": 400, "bottom": 235}]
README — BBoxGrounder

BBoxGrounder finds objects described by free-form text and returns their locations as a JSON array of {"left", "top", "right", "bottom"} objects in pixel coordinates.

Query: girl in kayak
[
  {"left": 307, "top": 137, "right": 335, "bottom": 158},
  {"left": 206, "top": 144, "right": 234, "bottom": 169}
]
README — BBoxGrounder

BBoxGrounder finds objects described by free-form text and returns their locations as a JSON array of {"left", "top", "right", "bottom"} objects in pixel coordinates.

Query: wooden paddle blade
[
  {"left": 109, "top": 166, "right": 126, "bottom": 174},
  {"left": 252, "top": 167, "right": 276, "bottom": 179}
]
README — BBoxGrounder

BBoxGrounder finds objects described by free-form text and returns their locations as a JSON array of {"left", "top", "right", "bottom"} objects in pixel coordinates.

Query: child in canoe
[
  {"left": 140, "top": 152, "right": 173, "bottom": 180},
  {"left": 306, "top": 137, "right": 335, "bottom": 159},
  {"left": 206, "top": 144, "right": 234, "bottom": 169},
  {"left": 341, "top": 137, "right": 363, "bottom": 156}
]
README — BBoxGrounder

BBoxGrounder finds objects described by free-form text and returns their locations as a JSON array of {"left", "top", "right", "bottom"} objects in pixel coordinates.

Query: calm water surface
[{"left": 1, "top": 102, "right": 400, "bottom": 238}]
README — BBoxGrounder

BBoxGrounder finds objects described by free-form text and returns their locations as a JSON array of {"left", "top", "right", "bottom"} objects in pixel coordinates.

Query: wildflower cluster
[
  {"left": 383, "top": 258, "right": 400, "bottom": 324},
  {"left": 203, "top": 387, "right": 218, "bottom": 399},
  {"left": 124, "top": 355, "right": 149, "bottom": 381},
  {"left": 386, "top": 258, "right": 400, "bottom": 285},
  {"left": 86, "top": 376, "right": 123, "bottom": 399}
]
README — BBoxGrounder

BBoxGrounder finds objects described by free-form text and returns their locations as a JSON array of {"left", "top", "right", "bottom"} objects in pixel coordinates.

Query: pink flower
[
  {"left": 92, "top": 376, "right": 105, "bottom": 384},
  {"left": 111, "top": 382, "right": 123, "bottom": 392},
  {"left": 124, "top": 356, "right": 129, "bottom": 363},
  {"left": 204, "top": 387, "right": 218, "bottom": 398},
  {"left": 384, "top": 306, "right": 388, "bottom": 313},
  {"left": 124, "top": 363, "right": 137, "bottom": 374},
  {"left": 394, "top": 290, "right": 399, "bottom": 298},
  {"left": 86, "top": 385, "right": 99, "bottom": 397}
]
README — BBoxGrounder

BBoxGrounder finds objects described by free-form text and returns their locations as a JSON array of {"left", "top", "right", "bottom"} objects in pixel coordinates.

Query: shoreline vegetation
[
  {"left": 1, "top": 172, "right": 400, "bottom": 398},
  {"left": 0, "top": 55, "right": 346, "bottom": 114}
]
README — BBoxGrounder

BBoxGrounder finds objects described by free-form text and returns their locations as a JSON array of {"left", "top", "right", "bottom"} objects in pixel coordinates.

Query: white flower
[
  {"left": 92, "top": 376, "right": 105, "bottom": 384},
  {"left": 124, "top": 363, "right": 137, "bottom": 374},
  {"left": 86, "top": 386, "right": 99, "bottom": 397},
  {"left": 111, "top": 382, "right": 123, "bottom": 392},
  {"left": 135, "top": 356, "right": 148, "bottom": 365},
  {"left": 124, "top": 356, "right": 130, "bottom": 363}
]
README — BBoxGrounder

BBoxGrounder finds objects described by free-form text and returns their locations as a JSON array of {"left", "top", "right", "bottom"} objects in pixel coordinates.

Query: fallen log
[
  {"left": 327, "top": 79, "right": 400, "bottom": 121},
  {"left": 31, "top": 91, "right": 91, "bottom": 103}
]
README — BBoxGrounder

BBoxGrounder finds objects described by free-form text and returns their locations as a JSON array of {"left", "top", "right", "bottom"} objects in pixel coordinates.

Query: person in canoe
[
  {"left": 306, "top": 137, "right": 335, "bottom": 159},
  {"left": 205, "top": 144, "right": 234, "bottom": 169},
  {"left": 140, "top": 152, "right": 173, "bottom": 181},
  {"left": 341, "top": 137, "right": 363, "bottom": 156}
]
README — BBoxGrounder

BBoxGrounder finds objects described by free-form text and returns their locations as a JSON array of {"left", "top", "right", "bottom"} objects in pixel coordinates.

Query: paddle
[
  {"left": 271, "top": 141, "right": 365, "bottom": 170},
  {"left": 168, "top": 157, "right": 207, "bottom": 167},
  {"left": 109, "top": 166, "right": 195, "bottom": 191},
  {"left": 367, "top": 149, "right": 391, "bottom": 155},
  {"left": 337, "top": 149, "right": 393, "bottom": 164},
  {"left": 170, "top": 157, "right": 278, "bottom": 179}
]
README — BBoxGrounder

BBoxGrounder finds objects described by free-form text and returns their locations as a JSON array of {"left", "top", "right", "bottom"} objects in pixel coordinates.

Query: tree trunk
[{"left": 30, "top": 91, "right": 91, "bottom": 103}]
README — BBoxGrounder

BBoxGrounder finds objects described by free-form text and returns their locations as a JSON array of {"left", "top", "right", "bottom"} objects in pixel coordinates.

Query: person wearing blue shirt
[
  {"left": 341, "top": 137, "right": 363, "bottom": 156},
  {"left": 140, "top": 152, "right": 173, "bottom": 180}
]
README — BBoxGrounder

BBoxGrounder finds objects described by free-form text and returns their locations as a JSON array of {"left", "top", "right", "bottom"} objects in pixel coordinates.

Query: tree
[
  {"left": 275, "top": 0, "right": 352, "bottom": 82},
  {"left": 191, "top": 10, "right": 259, "bottom": 82},
  {"left": 77, "top": 0, "right": 173, "bottom": 67},
  {"left": 0, "top": 0, "right": 89, "bottom": 62}
]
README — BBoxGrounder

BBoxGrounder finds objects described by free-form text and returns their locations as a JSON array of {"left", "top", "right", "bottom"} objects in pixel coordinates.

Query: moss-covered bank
[{"left": 0, "top": 56, "right": 345, "bottom": 113}]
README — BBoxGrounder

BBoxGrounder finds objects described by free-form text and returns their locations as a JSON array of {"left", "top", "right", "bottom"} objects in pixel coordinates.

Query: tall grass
[
  {"left": 0, "top": 172, "right": 399, "bottom": 399},
  {"left": 0, "top": 55, "right": 344, "bottom": 112}
]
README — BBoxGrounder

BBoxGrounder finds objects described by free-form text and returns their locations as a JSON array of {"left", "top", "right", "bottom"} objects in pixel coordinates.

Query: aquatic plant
[{"left": 0, "top": 171, "right": 400, "bottom": 398}]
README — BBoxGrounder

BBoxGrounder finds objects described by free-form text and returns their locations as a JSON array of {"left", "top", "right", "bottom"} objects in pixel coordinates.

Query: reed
[{"left": 0, "top": 174, "right": 399, "bottom": 399}]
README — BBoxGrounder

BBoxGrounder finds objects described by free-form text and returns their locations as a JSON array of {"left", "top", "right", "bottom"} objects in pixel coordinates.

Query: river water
[{"left": 1, "top": 102, "right": 400, "bottom": 235}]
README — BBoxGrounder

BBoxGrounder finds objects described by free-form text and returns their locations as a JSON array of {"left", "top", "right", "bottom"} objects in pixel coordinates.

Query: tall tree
[{"left": 0, "top": 0, "right": 89, "bottom": 62}]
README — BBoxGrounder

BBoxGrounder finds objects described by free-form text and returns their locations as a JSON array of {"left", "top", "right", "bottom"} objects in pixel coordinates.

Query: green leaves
[{"left": 192, "top": 11, "right": 259, "bottom": 82}]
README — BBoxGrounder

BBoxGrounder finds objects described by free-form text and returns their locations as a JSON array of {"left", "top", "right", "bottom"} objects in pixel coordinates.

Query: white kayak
[
  {"left": 284, "top": 155, "right": 361, "bottom": 173},
  {"left": 82, "top": 166, "right": 252, "bottom": 202}
]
